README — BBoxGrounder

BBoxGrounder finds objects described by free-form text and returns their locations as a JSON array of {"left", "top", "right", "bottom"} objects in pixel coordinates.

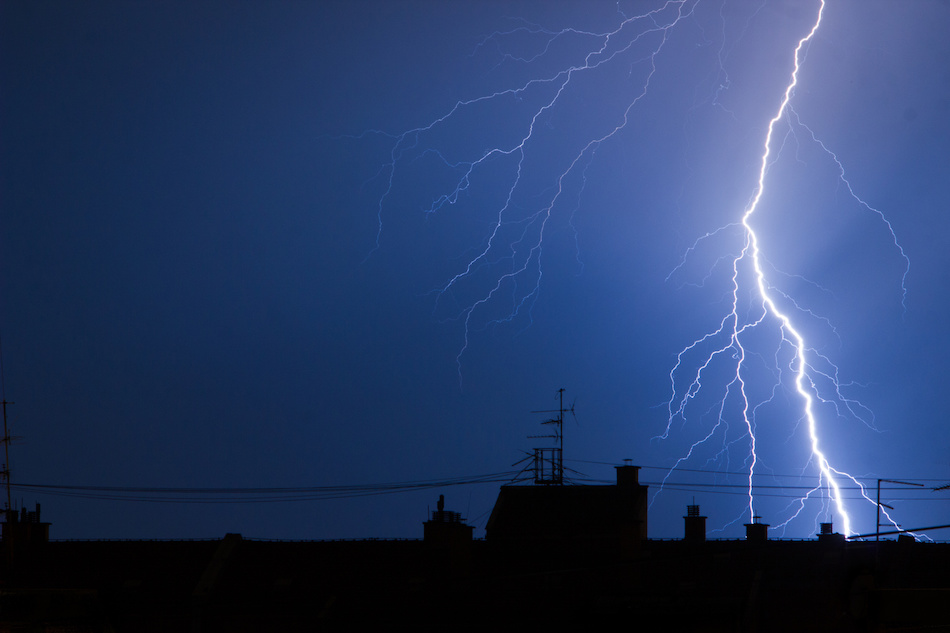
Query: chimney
[
  {"left": 423, "top": 495, "right": 473, "bottom": 577},
  {"left": 615, "top": 460, "right": 640, "bottom": 488},
  {"left": 684, "top": 504, "right": 706, "bottom": 542},
  {"left": 744, "top": 516, "right": 769, "bottom": 542},
  {"left": 817, "top": 520, "right": 845, "bottom": 545}
]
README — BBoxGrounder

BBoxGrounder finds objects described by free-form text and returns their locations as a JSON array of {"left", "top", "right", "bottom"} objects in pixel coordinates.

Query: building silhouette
[
  {"left": 487, "top": 464, "right": 647, "bottom": 558},
  {"left": 3, "top": 473, "right": 950, "bottom": 632}
]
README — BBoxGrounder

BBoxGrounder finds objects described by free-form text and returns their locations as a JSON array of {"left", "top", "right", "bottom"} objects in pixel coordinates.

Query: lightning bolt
[
  {"left": 660, "top": 0, "right": 911, "bottom": 538},
  {"left": 358, "top": 1, "right": 912, "bottom": 536}
]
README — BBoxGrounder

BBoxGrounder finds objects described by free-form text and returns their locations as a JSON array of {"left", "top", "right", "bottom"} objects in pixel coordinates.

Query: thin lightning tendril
[{"left": 365, "top": 0, "right": 699, "bottom": 379}]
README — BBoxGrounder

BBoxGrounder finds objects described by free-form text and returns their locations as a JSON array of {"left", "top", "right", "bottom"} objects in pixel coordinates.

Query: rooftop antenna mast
[
  {"left": 1, "top": 336, "right": 12, "bottom": 516},
  {"left": 529, "top": 387, "right": 573, "bottom": 485}
]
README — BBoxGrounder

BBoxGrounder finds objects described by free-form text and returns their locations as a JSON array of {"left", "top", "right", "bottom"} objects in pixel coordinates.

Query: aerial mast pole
[
  {"left": 529, "top": 388, "right": 572, "bottom": 485},
  {"left": 875, "top": 478, "right": 923, "bottom": 542},
  {"left": 2, "top": 399, "right": 11, "bottom": 515},
  {"left": 0, "top": 337, "right": 11, "bottom": 516}
]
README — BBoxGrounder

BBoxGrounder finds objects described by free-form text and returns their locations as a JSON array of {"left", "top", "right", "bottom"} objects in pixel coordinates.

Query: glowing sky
[{"left": 2, "top": 0, "right": 949, "bottom": 540}]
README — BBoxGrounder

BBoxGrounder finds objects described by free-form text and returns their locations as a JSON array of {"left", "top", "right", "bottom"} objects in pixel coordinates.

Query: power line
[
  {"left": 567, "top": 459, "right": 950, "bottom": 483},
  {"left": 9, "top": 471, "right": 519, "bottom": 504},
  {"left": 10, "top": 471, "right": 947, "bottom": 506}
]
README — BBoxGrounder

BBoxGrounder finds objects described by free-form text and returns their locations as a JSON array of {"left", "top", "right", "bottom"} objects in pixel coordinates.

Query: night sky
[{"left": 2, "top": 0, "right": 949, "bottom": 541}]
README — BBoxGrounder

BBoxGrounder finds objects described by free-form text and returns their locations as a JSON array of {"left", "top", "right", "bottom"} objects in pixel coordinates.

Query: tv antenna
[
  {"left": 1, "top": 336, "right": 13, "bottom": 516},
  {"left": 528, "top": 387, "right": 575, "bottom": 485}
]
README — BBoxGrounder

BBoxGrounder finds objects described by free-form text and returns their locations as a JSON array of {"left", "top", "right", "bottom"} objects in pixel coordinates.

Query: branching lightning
[
  {"left": 360, "top": 0, "right": 912, "bottom": 537},
  {"left": 659, "top": 0, "right": 910, "bottom": 537},
  {"left": 365, "top": 0, "right": 699, "bottom": 377}
]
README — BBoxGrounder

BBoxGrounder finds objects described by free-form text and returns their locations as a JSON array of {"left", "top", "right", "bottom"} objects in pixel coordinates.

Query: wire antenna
[
  {"left": 529, "top": 388, "right": 574, "bottom": 485},
  {"left": 1, "top": 336, "right": 13, "bottom": 515}
]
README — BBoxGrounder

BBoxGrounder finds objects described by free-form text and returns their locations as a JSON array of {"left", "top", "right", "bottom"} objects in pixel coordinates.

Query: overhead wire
[
  {"left": 567, "top": 459, "right": 950, "bottom": 483},
  {"left": 10, "top": 471, "right": 520, "bottom": 504},
  {"left": 10, "top": 462, "right": 948, "bottom": 505}
]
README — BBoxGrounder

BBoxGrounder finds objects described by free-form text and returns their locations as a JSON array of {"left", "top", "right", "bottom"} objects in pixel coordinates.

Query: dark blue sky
[{"left": 2, "top": 0, "right": 949, "bottom": 540}]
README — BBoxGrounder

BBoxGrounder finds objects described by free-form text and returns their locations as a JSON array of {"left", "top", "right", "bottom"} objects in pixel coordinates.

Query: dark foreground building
[{"left": 3, "top": 473, "right": 950, "bottom": 632}]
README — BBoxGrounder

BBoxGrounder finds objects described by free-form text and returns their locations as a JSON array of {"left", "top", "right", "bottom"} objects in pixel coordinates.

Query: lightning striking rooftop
[{"left": 362, "top": 0, "right": 914, "bottom": 537}]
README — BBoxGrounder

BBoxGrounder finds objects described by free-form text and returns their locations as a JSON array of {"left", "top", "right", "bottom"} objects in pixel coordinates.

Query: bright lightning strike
[
  {"left": 358, "top": 1, "right": 913, "bottom": 537},
  {"left": 660, "top": 0, "right": 911, "bottom": 538},
  {"left": 739, "top": 3, "right": 849, "bottom": 530}
]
